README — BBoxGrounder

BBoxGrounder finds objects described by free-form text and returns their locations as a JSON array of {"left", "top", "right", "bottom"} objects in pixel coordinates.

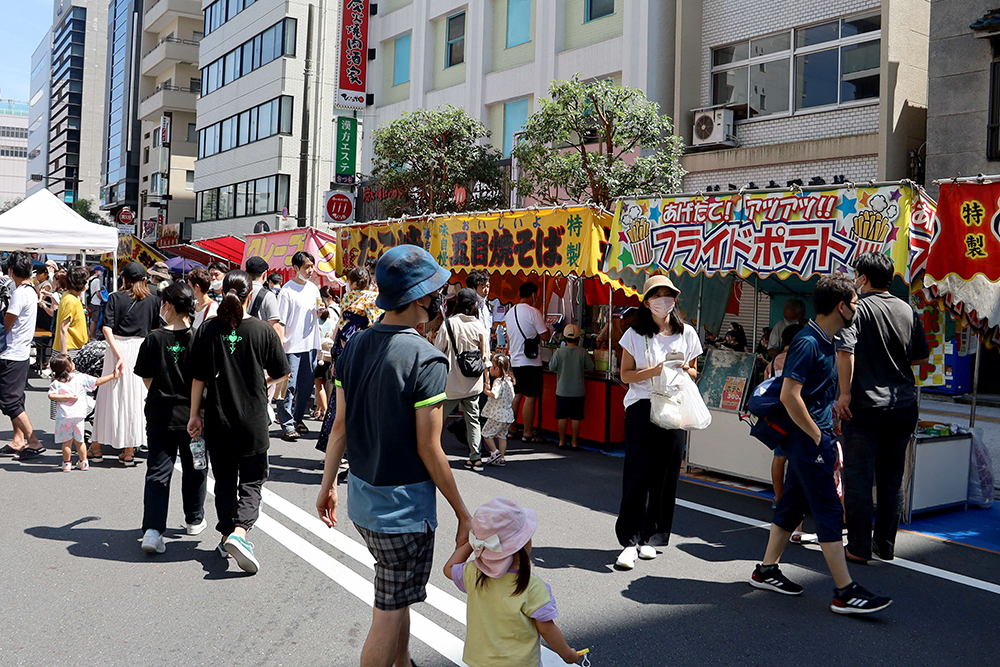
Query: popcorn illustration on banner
[
  {"left": 621, "top": 204, "right": 653, "bottom": 267},
  {"left": 849, "top": 193, "right": 899, "bottom": 259}
]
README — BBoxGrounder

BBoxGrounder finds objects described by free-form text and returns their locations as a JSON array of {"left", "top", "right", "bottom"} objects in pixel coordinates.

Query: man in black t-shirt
[
  {"left": 836, "top": 253, "right": 930, "bottom": 563},
  {"left": 316, "top": 245, "right": 472, "bottom": 667}
]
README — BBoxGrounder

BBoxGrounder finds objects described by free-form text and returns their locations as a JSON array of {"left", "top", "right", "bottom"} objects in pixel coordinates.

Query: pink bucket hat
[{"left": 469, "top": 497, "right": 537, "bottom": 578}]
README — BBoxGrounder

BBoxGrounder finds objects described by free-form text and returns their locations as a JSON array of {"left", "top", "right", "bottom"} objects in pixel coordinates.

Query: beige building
[{"left": 137, "top": 0, "right": 202, "bottom": 241}]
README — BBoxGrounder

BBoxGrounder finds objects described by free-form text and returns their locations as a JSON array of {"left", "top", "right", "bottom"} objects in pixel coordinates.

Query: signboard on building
[
  {"left": 159, "top": 115, "right": 170, "bottom": 145},
  {"left": 335, "top": 116, "right": 358, "bottom": 184},
  {"left": 157, "top": 222, "right": 180, "bottom": 248},
  {"left": 336, "top": 0, "right": 370, "bottom": 109},
  {"left": 324, "top": 191, "right": 356, "bottom": 224}
]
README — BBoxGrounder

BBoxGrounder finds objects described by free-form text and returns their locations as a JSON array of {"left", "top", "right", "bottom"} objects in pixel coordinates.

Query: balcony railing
[
  {"left": 143, "top": 35, "right": 200, "bottom": 59},
  {"left": 141, "top": 83, "right": 199, "bottom": 103}
]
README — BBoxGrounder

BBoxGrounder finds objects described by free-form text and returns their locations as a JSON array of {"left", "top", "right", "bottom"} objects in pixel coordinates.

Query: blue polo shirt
[
  {"left": 336, "top": 323, "right": 449, "bottom": 534},
  {"left": 781, "top": 320, "right": 837, "bottom": 431}
]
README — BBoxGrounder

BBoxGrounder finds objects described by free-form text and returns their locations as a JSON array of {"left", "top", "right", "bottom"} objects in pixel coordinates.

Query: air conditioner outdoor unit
[{"left": 692, "top": 109, "right": 734, "bottom": 147}]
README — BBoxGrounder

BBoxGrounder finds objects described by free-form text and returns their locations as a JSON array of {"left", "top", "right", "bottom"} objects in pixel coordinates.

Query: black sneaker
[
  {"left": 749, "top": 564, "right": 803, "bottom": 596},
  {"left": 831, "top": 582, "right": 892, "bottom": 615},
  {"left": 871, "top": 543, "right": 894, "bottom": 561}
]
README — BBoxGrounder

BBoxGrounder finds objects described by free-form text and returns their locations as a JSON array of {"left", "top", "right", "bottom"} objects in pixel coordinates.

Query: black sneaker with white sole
[
  {"left": 749, "top": 563, "right": 804, "bottom": 596},
  {"left": 831, "top": 582, "right": 892, "bottom": 614}
]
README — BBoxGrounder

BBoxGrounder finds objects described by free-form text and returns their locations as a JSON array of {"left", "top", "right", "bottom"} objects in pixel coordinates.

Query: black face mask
[
  {"left": 423, "top": 291, "right": 443, "bottom": 320},
  {"left": 841, "top": 302, "right": 857, "bottom": 327}
]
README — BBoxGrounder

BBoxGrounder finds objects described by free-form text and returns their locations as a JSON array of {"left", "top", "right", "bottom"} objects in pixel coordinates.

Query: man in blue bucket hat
[{"left": 316, "top": 245, "right": 473, "bottom": 667}]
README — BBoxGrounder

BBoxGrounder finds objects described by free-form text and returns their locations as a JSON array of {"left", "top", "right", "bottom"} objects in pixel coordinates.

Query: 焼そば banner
[
  {"left": 337, "top": 207, "right": 606, "bottom": 277},
  {"left": 610, "top": 185, "right": 918, "bottom": 280}
]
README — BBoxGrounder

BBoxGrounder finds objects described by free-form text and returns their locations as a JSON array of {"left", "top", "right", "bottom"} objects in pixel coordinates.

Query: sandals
[
  {"left": 1, "top": 444, "right": 18, "bottom": 455},
  {"left": 844, "top": 547, "right": 869, "bottom": 565},
  {"left": 14, "top": 447, "right": 45, "bottom": 460},
  {"left": 119, "top": 454, "right": 137, "bottom": 467},
  {"left": 464, "top": 460, "right": 484, "bottom": 472},
  {"left": 88, "top": 451, "right": 104, "bottom": 462},
  {"left": 523, "top": 434, "right": 546, "bottom": 444}
]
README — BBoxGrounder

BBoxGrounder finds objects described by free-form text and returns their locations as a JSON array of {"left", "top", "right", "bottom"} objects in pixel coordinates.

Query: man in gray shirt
[
  {"left": 836, "top": 252, "right": 930, "bottom": 563},
  {"left": 246, "top": 257, "right": 283, "bottom": 338}
]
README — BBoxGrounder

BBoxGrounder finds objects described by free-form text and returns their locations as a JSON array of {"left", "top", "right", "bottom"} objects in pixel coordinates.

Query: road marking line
[
  {"left": 676, "top": 498, "right": 1000, "bottom": 596},
  {"left": 921, "top": 408, "right": 1000, "bottom": 424}
]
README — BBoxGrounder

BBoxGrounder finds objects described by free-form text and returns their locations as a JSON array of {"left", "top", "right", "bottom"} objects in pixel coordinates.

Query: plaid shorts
[{"left": 355, "top": 523, "right": 435, "bottom": 611}]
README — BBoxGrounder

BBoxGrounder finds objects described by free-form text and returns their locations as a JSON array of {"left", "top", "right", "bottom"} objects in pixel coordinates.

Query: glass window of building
[
  {"left": 586, "top": 0, "right": 615, "bottom": 22},
  {"left": 446, "top": 12, "right": 465, "bottom": 67},
  {"left": 506, "top": 0, "right": 530, "bottom": 48},
  {"left": 503, "top": 98, "right": 529, "bottom": 157},
  {"left": 393, "top": 33, "right": 411, "bottom": 86}
]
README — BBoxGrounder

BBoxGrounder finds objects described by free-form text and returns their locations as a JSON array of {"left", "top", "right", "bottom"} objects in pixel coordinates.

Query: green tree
[
  {"left": 0, "top": 197, "right": 23, "bottom": 213},
  {"left": 372, "top": 105, "right": 508, "bottom": 217},
  {"left": 73, "top": 198, "right": 109, "bottom": 225},
  {"left": 512, "top": 76, "right": 686, "bottom": 210}
]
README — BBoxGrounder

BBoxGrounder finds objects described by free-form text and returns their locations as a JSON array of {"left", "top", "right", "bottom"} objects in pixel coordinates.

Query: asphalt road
[{"left": 2, "top": 376, "right": 998, "bottom": 667}]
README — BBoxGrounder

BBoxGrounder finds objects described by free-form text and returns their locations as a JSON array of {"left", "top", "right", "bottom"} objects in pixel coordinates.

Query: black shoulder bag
[
  {"left": 513, "top": 305, "right": 541, "bottom": 359},
  {"left": 444, "top": 316, "right": 486, "bottom": 378}
]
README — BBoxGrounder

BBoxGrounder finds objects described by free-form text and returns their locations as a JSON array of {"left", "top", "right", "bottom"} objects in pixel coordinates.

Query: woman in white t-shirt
[
  {"left": 187, "top": 268, "right": 219, "bottom": 331},
  {"left": 613, "top": 275, "right": 703, "bottom": 571}
]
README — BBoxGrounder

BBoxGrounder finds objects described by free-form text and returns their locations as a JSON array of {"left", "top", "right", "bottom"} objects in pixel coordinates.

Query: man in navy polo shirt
[
  {"left": 316, "top": 245, "right": 472, "bottom": 667},
  {"left": 749, "top": 275, "right": 892, "bottom": 615}
]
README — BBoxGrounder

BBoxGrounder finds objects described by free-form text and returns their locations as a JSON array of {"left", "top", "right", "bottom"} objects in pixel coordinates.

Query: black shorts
[
  {"left": 355, "top": 524, "right": 435, "bottom": 611},
  {"left": 314, "top": 360, "right": 331, "bottom": 380},
  {"left": 0, "top": 358, "right": 29, "bottom": 418},
  {"left": 555, "top": 395, "right": 586, "bottom": 420},
  {"left": 512, "top": 365, "right": 543, "bottom": 397}
]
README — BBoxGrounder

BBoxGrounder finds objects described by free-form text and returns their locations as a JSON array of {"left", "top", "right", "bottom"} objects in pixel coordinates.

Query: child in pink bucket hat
[{"left": 444, "top": 497, "right": 583, "bottom": 666}]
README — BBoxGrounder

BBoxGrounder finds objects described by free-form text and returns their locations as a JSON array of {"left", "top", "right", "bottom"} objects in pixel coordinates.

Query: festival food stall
[
  {"left": 337, "top": 206, "right": 639, "bottom": 446},
  {"left": 242, "top": 227, "right": 344, "bottom": 288},
  {"left": 608, "top": 182, "right": 958, "bottom": 490}
]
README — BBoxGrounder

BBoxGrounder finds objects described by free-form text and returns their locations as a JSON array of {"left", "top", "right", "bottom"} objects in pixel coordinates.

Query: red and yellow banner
[
  {"left": 924, "top": 182, "right": 1000, "bottom": 282},
  {"left": 337, "top": 207, "right": 607, "bottom": 278}
]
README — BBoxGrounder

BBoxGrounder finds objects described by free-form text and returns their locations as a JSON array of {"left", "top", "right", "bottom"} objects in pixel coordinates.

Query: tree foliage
[
  {"left": 73, "top": 198, "right": 109, "bottom": 225},
  {"left": 371, "top": 105, "right": 508, "bottom": 218},
  {"left": 512, "top": 77, "right": 686, "bottom": 210},
  {"left": 0, "top": 197, "right": 23, "bottom": 213}
]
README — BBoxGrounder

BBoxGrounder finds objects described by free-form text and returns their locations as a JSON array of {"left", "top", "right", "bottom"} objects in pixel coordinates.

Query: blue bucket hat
[{"left": 375, "top": 245, "right": 451, "bottom": 311}]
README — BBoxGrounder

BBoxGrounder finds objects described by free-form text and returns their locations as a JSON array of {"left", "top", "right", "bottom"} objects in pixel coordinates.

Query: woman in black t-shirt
[
  {"left": 134, "top": 282, "right": 207, "bottom": 555},
  {"left": 188, "top": 271, "right": 289, "bottom": 574},
  {"left": 93, "top": 262, "right": 161, "bottom": 465}
]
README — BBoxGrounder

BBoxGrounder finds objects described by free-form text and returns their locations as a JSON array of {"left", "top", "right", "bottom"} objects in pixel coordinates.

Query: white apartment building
[
  {"left": 137, "top": 0, "right": 203, "bottom": 240},
  {"left": 363, "top": 0, "right": 681, "bottom": 185},
  {"left": 191, "top": 0, "right": 341, "bottom": 239},
  {"left": 681, "top": 0, "right": 929, "bottom": 191},
  {"left": 0, "top": 101, "right": 30, "bottom": 208},
  {"left": 26, "top": 32, "right": 52, "bottom": 199}
]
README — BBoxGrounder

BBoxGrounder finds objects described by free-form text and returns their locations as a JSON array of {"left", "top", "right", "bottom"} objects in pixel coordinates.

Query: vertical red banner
[
  {"left": 926, "top": 182, "right": 1000, "bottom": 282},
  {"left": 337, "top": 0, "right": 370, "bottom": 109}
]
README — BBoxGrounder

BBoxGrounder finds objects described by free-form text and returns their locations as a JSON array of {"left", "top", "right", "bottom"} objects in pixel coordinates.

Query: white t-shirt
[
  {"left": 505, "top": 303, "right": 548, "bottom": 368},
  {"left": 619, "top": 324, "right": 704, "bottom": 409},
  {"left": 1, "top": 284, "right": 39, "bottom": 362},
  {"left": 50, "top": 373, "right": 98, "bottom": 419},
  {"left": 88, "top": 276, "right": 103, "bottom": 307},
  {"left": 278, "top": 279, "right": 322, "bottom": 353},
  {"left": 192, "top": 300, "right": 218, "bottom": 331}
]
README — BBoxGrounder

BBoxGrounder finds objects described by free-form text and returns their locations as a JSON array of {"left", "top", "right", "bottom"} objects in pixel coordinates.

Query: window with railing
[
  {"left": 197, "top": 95, "right": 293, "bottom": 158},
  {"left": 711, "top": 12, "right": 880, "bottom": 122},
  {"left": 200, "top": 18, "right": 296, "bottom": 96}
]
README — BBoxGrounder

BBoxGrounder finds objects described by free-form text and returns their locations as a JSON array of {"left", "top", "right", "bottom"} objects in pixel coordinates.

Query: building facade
[
  {"left": 925, "top": 1, "right": 999, "bottom": 194},
  {"left": 137, "top": 0, "right": 203, "bottom": 242},
  {"left": 100, "top": 0, "right": 145, "bottom": 221},
  {"left": 0, "top": 101, "right": 30, "bottom": 208},
  {"left": 680, "top": 0, "right": 929, "bottom": 192},
  {"left": 32, "top": 0, "right": 109, "bottom": 209},
  {"left": 191, "top": 0, "right": 341, "bottom": 239},
  {"left": 26, "top": 31, "right": 52, "bottom": 199},
  {"left": 363, "top": 0, "right": 682, "bottom": 186}
]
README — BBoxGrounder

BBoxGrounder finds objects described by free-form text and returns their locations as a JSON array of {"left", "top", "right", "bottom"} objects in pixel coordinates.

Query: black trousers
[
  {"left": 841, "top": 403, "right": 919, "bottom": 559},
  {"left": 142, "top": 429, "right": 208, "bottom": 534},
  {"left": 616, "top": 400, "right": 687, "bottom": 548},
  {"left": 210, "top": 451, "right": 269, "bottom": 537}
]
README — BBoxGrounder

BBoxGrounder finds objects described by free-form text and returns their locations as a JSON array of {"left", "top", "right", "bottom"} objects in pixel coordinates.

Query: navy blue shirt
[{"left": 781, "top": 320, "right": 837, "bottom": 431}]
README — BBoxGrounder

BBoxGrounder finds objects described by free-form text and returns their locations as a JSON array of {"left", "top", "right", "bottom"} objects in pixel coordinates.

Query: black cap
[
  {"left": 455, "top": 288, "right": 479, "bottom": 312},
  {"left": 246, "top": 256, "right": 269, "bottom": 275},
  {"left": 121, "top": 261, "right": 147, "bottom": 281}
]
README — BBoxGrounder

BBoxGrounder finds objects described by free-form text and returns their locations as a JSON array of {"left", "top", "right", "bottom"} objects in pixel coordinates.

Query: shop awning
[
  {"left": 191, "top": 235, "right": 246, "bottom": 265},
  {"left": 161, "top": 242, "right": 233, "bottom": 267}
]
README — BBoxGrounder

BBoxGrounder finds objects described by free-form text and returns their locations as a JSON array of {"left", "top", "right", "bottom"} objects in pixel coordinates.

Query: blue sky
[{"left": 0, "top": 0, "right": 54, "bottom": 101}]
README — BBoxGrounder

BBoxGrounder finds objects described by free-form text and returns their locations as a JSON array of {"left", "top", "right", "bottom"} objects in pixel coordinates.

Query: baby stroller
[{"left": 72, "top": 340, "right": 108, "bottom": 447}]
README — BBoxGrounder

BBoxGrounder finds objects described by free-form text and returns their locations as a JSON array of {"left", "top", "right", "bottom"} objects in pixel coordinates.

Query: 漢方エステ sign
[{"left": 335, "top": 116, "right": 358, "bottom": 185}]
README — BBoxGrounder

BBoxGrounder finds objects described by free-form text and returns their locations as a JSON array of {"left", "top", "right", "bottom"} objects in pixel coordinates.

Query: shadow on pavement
[
  {"left": 621, "top": 574, "right": 752, "bottom": 606},
  {"left": 531, "top": 546, "right": 620, "bottom": 574},
  {"left": 23, "top": 516, "right": 248, "bottom": 579}
]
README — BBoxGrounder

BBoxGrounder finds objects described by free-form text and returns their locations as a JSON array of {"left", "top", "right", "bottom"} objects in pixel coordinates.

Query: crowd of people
[{"left": 0, "top": 244, "right": 931, "bottom": 664}]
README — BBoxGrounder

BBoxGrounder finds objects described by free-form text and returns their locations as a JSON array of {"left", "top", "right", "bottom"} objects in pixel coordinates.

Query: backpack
[{"left": 746, "top": 376, "right": 795, "bottom": 451}]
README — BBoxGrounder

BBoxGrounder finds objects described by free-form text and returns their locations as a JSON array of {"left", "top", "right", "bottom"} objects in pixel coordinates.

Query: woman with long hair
[
  {"left": 93, "top": 262, "right": 161, "bottom": 466},
  {"left": 613, "top": 275, "right": 703, "bottom": 571},
  {"left": 188, "top": 271, "right": 289, "bottom": 574},
  {"left": 315, "top": 265, "right": 381, "bottom": 453}
]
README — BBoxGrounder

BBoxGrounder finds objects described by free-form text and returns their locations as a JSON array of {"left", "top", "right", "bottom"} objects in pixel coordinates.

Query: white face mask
[
  {"left": 647, "top": 296, "right": 676, "bottom": 319},
  {"left": 210, "top": 279, "right": 223, "bottom": 292}
]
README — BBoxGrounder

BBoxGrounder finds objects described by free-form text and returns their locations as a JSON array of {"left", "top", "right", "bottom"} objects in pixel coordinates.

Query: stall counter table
[{"left": 514, "top": 369, "right": 627, "bottom": 447}]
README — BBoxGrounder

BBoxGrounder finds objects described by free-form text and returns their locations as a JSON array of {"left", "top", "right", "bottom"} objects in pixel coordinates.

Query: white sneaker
[
  {"left": 141, "top": 529, "right": 166, "bottom": 554},
  {"left": 185, "top": 519, "right": 208, "bottom": 536},
  {"left": 615, "top": 546, "right": 638, "bottom": 570},
  {"left": 638, "top": 545, "right": 658, "bottom": 560}
]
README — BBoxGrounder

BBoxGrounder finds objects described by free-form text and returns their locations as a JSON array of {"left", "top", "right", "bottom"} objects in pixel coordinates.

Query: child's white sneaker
[
  {"left": 615, "top": 546, "right": 638, "bottom": 570},
  {"left": 61, "top": 461, "right": 72, "bottom": 472},
  {"left": 638, "top": 545, "right": 657, "bottom": 560},
  {"left": 141, "top": 529, "right": 166, "bottom": 554},
  {"left": 75, "top": 461, "right": 89, "bottom": 471}
]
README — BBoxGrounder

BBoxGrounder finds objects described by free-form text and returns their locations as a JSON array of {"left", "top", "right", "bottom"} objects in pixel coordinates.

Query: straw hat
[{"left": 641, "top": 275, "right": 680, "bottom": 300}]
